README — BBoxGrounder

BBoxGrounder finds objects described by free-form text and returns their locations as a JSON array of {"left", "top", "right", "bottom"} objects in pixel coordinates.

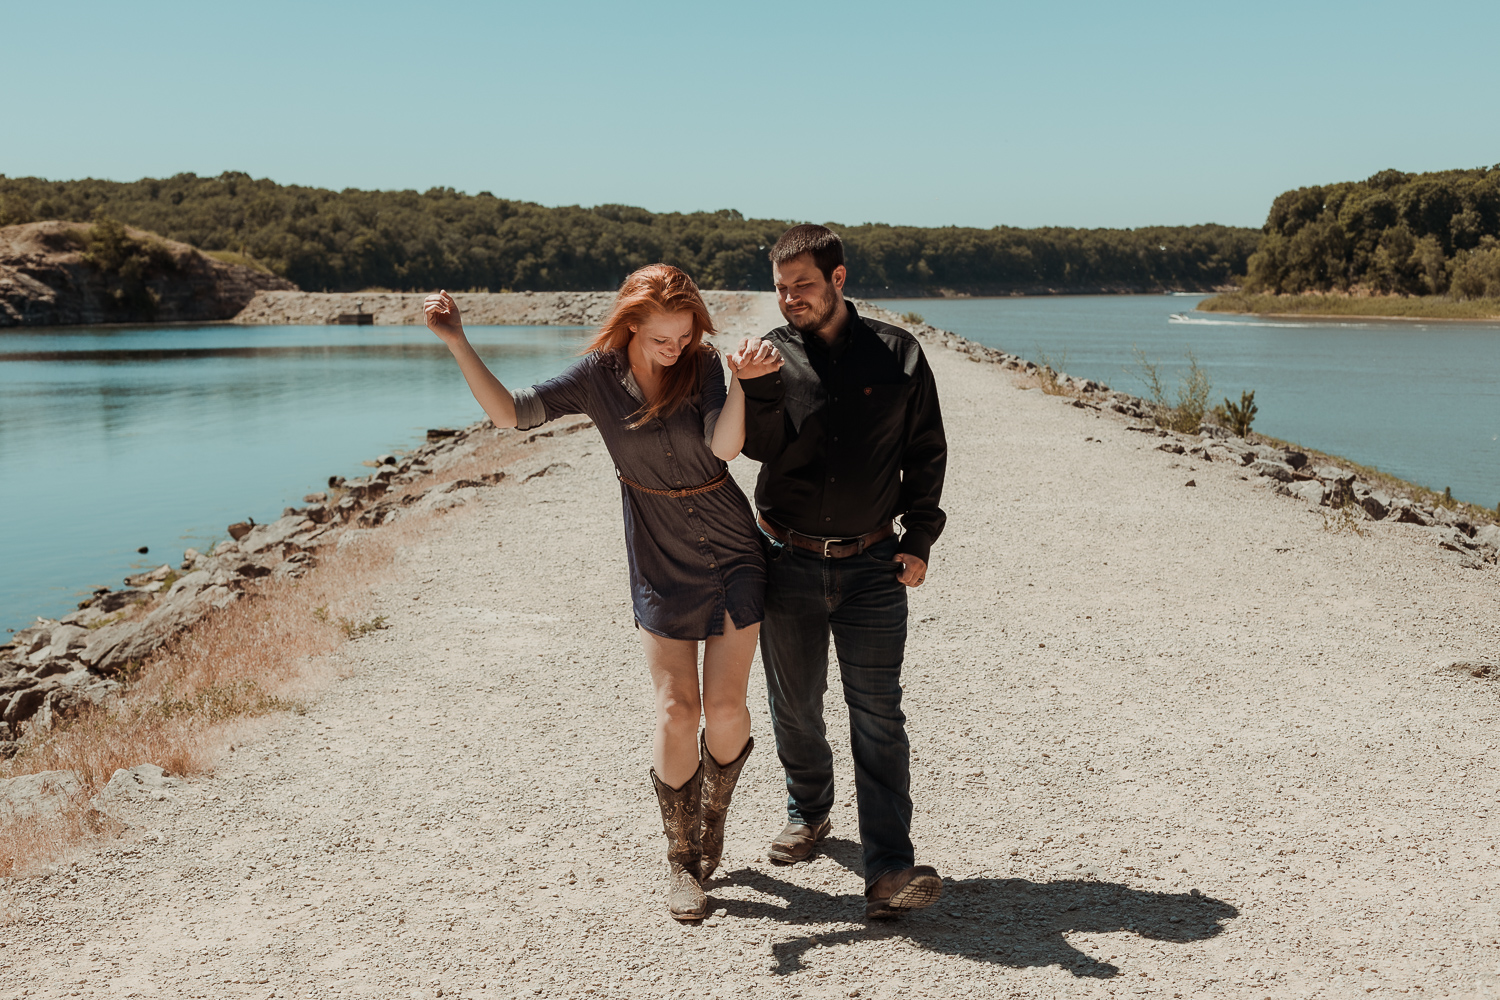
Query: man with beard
[{"left": 732, "top": 224, "right": 948, "bottom": 920}]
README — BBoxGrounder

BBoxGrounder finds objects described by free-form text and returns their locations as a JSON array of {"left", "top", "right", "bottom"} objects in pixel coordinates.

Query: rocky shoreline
[
  {"left": 4, "top": 293, "right": 1495, "bottom": 753},
  {"left": 0, "top": 418, "right": 524, "bottom": 754},
  {"left": 875, "top": 304, "right": 1500, "bottom": 563}
]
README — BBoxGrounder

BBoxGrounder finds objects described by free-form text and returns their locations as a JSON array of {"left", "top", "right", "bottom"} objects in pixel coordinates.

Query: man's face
[{"left": 772, "top": 254, "right": 846, "bottom": 334}]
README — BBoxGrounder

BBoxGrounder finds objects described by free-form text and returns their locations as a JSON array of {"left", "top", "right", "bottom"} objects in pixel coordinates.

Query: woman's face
[{"left": 630, "top": 311, "right": 695, "bottom": 368}]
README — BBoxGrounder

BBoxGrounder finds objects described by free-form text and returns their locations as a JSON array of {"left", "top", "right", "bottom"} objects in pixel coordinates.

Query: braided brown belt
[{"left": 617, "top": 467, "right": 729, "bottom": 499}]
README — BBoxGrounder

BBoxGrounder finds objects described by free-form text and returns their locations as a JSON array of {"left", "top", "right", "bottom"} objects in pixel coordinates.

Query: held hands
[
  {"left": 896, "top": 554, "right": 928, "bottom": 588},
  {"left": 423, "top": 290, "right": 465, "bottom": 344},
  {"left": 727, "top": 337, "right": 784, "bottom": 380}
]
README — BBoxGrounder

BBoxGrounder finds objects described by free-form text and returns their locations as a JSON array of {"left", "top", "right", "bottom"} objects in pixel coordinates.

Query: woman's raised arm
[
  {"left": 424, "top": 290, "right": 519, "bottom": 429},
  {"left": 711, "top": 340, "right": 782, "bottom": 461}
]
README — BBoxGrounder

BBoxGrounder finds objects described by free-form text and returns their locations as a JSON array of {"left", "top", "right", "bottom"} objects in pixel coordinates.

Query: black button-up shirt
[{"left": 739, "top": 303, "right": 947, "bottom": 562}]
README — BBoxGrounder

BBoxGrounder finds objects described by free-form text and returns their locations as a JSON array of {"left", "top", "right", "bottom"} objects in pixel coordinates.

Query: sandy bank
[
  {"left": 232, "top": 289, "right": 782, "bottom": 337},
  {"left": 6, "top": 297, "right": 1500, "bottom": 997},
  {"left": 1199, "top": 291, "right": 1500, "bottom": 322}
]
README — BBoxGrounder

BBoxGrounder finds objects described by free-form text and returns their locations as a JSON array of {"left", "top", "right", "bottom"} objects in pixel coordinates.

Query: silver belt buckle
[{"left": 822, "top": 537, "right": 837, "bottom": 558}]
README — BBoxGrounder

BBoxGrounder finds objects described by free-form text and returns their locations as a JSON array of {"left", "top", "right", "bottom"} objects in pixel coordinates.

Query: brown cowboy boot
[
  {"left": 698, "top": 731, "right": 753, "bottom": 881},
  {"left": 651, "top": 766, "right": 707, "bottom": 921}
]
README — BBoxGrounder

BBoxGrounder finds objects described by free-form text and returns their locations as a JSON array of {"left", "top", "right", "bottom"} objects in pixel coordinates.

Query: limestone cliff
[{"left": 0, "top": 220, "right": 295, "bottom": 327}]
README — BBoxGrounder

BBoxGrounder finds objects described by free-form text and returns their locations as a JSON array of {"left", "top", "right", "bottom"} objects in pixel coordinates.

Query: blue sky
[{"left": 6, "top": 0, "right": 1498, "bottom": 229}]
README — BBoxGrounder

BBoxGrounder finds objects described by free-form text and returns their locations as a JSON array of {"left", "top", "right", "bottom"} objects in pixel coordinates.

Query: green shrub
[
  {"left": 81, "top": 212, "right": 176, "bottom": 318},
  {"left": 1129, "top": 347, "right": 1211, "bottom": 434},
  {"left": 1213, "top": 389, "right": 1258, "bottom": 438}
]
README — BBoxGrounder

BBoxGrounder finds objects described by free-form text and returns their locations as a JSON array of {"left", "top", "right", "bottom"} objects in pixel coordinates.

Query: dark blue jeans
[{"left": 760, "top": 534, "right": 913, "bottom": 888}]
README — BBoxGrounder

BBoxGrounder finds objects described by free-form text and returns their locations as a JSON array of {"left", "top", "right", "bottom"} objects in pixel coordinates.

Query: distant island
[
  {"left": 1199, "top": 166, "right": 1500, "bottom": 320},
  {"left": 0, "top": 172, "right": 1255, "bottom": 300}
]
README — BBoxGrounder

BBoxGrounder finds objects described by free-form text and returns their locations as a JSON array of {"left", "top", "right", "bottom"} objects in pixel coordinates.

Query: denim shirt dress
[{"left": 510, "top": 346, "right": 766, "bottom": 641}]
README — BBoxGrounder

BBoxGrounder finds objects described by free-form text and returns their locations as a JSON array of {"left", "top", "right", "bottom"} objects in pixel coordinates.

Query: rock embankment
[
  {"left": 0, "top": 221, "right": 294, "bottom": 327},
  {"left": 869, "top": 304, "right": 1500, "bottom": 570},
  {"left": 0, "top": 420, "right": 516, "bottom": 751},
  {"left": 231, "top": 288, "right": 776, "bottom": 329}
]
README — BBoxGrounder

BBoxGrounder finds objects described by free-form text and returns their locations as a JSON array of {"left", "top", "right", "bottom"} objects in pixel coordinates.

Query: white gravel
[{"left": 5, "top": 297, "right": 1499, "bottom": 999}]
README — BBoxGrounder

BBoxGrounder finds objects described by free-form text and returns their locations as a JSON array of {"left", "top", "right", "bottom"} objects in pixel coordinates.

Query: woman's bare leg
[
  {"left": 640, "top": 628, "right": 703, "bottom": 789},
  {"left": 702, "top": 613, "right": 759, "bottom": 765}
]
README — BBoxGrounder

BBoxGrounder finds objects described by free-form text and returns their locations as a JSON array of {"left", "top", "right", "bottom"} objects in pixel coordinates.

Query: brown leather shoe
[
  {"left": 865, "top": 865, "right": 943, "bottom": 920},
  {"left": 766, "top": 818, "right": 831, "bottom": 864}
]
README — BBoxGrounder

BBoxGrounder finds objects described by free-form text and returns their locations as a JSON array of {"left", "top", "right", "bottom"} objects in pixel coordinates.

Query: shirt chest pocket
[{"left": 860, "top": 382, "right": 911, "bottom": 429}]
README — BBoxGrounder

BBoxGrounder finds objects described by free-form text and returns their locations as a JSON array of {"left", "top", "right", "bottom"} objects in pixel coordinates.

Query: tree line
[
  {"left": 1244, "top": 166, "right": 1500, "bottom": 299},
  {"left": 0, "top": 172, "right": 1257, "bottom": 295}
]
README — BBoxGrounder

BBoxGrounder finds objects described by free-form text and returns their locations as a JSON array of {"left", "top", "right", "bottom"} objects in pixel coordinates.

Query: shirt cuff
[
  {"left": 738, "top": 372, "right": 784, "bottom": 401},
  {"left": 896, "top": 529, "right": 933, "bottom": 564},
  {"left": 512, "top": 386, "right": 547, "bottom": 431}
]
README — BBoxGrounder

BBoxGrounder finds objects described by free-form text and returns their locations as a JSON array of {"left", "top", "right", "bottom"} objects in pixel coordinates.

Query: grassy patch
[
  {"left": 1200, "top": 292, "right": 1500, "bottom": 321},
  {"left": 204, "top": 249, "right": 276, "bottom": 275}
]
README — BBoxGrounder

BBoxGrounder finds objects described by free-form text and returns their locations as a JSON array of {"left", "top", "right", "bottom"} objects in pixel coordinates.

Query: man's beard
[{"left": 783, "top": 289, "right": 838, "bottom": 334}]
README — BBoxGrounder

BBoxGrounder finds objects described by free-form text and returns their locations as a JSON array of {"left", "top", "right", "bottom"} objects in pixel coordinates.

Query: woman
[{"left": 423, "top": 265, "right": 781, "bottom": 921}]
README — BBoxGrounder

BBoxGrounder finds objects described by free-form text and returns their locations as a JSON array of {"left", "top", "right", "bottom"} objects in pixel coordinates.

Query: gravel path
[{"left": 6, "top": 300, "right": 1499, "bottom": 999}]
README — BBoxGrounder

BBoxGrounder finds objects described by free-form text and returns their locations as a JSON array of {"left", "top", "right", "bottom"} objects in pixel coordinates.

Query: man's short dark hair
[{"left": 769, "top": 224, "right": 845, "bottom": 280}]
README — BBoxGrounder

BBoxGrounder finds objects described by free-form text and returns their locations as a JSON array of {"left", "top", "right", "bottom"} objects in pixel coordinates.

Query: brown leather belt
[
  {"left": 759, "top": 517, "right": 895, "bottom": 559},
  {"left": 617, "top": 467, "right": 729, "bottom": 499}
]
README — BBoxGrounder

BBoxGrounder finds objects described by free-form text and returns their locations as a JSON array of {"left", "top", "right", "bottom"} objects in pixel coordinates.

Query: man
[{"left": 733, "top": 224, "right": 947, "bottom": 920}]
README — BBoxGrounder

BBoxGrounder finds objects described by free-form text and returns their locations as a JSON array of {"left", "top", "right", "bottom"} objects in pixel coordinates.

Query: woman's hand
[
  {"left": 424, "top": 290, "right": 466, "bottom": 345},
  {"left": 727, "top": 339, "right": 783, "bottom": 381}
]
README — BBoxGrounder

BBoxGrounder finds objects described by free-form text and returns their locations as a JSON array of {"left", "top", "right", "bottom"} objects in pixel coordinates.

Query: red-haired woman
[{"left": 424, "top": 265, "right": 781, "bottom": 921}]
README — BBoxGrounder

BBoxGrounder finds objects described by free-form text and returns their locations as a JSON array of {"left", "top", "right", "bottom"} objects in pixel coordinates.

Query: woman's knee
[
  {"left": 657, "top": 689, "right": 702, "bottom": 731},
  {"left": 701, "top": 690, "right": 748, "bottom": 728}
]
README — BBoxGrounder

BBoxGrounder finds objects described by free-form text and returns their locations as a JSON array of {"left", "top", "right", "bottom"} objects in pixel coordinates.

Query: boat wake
[{"left": 1167, "top": 313, "right": 1378, "bottom": 330}]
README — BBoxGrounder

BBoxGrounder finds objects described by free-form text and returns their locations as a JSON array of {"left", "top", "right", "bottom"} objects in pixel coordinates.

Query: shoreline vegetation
[
  {"left": 0, "top": 172, "right": 1257, "bottom": 299},
  {"left": 1220, "top": 166, "right": 1500, "bottom": 321},
  {"left": 1198, "top": 291, "right": 1500, "bottom": 321}
]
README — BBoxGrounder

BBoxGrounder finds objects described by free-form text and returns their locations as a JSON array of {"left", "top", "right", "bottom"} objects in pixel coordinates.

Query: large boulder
[
  {"left": 1359, "top": 491, "right": 1392, "bottom": 521},
  {"left": 1281, "top": 480, "right": 1328, "bottom": 506},
  {"left": 239, "top": 514, "right": 316, "bottom": 555},
  {"left": 89, "top": 763, "right": 183, "bottom": 818},
  {"left": 1251, "top": 459, "right": 1302, "bottom": 483}
]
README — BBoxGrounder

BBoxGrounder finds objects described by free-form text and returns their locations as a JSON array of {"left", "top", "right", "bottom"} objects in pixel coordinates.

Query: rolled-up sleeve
[
  {"left": 513, "top": 355, "right": 594, "bottom": 431},
  {"left": 698, "top": 347, "right": 727, "bottom": 447}
]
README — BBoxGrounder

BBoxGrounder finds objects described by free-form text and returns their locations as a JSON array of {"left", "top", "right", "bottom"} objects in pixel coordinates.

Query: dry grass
[
  {"left": 1200, "top": 291, "right": 1500, "bottom": 321},
  {"left": 0, "top": 509, "right": 404, "bottom": 875},
  {"left": 0, "top": 419, "right": 565, "bottom": 875}
]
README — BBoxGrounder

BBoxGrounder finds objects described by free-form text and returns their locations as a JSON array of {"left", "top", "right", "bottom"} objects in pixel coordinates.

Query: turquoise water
[
  {"left": 7, "top": 300, "right": 1499, "bottom": 632},
  {"left": 2, "top": 324, "right": 591, "bottom": 630},
  {"left": 877, "top": 295, "right": 1500, "bottom": 513}
]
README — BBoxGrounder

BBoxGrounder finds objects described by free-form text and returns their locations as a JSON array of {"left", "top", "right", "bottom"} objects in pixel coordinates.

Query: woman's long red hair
[{"left": 587, "top": 264, "right": 717, "bottom": 426}]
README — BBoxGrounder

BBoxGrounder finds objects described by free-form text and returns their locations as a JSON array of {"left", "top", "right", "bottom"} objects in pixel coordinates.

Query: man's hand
[
  {"left": 896, "top": 554, "right": 927, "bottom": 588},
  {"left": 727, "top": 336, "right": 765, "bottom": 371},
  {"left": 728, "top": 340, "right": 782, "bottom": 380}
]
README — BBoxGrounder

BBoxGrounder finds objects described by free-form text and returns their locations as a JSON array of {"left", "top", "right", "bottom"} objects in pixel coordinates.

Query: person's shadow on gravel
[{"left": 714, "top": 837, "right": 1238, "bottom": 978}]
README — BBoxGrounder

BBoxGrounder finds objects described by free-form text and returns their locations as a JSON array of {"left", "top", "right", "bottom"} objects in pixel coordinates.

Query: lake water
[
  {"left": 878, "top": 294, "right": 1500, "bottom": 512},
  {"left": 2, "top": 324, "right": 590, "bottom": 631},
  {"left": 7, "top": 299, "right": 1499, "bottom": 632}
]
